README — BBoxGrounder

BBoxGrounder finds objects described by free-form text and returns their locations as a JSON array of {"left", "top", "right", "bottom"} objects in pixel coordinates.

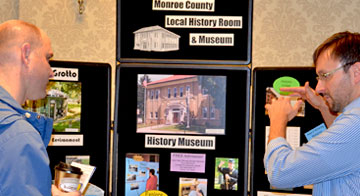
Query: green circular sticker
[{"left": 273, "top": 76, "right": 300, "bottom": 95}]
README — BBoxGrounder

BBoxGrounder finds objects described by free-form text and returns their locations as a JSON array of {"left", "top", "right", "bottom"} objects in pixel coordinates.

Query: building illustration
[{"left": 133, "top": 25, "right": 180, "bottom": 52}]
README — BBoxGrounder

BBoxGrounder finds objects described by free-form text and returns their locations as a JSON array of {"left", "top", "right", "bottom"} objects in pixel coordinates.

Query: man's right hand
[
  {"left": 280, "top": 81, "right": 327, "bottom": 110},
  {"left": 280, "top": 81, "right": 337, "bottom": 127}
]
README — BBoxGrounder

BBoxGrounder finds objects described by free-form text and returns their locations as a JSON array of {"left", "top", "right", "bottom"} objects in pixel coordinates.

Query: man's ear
[
  {"left": 20, "top": 43, "right": 31, "bottom": 66},
  {"left": 352, "top": 62, "right": 360, "bottom": 83}
]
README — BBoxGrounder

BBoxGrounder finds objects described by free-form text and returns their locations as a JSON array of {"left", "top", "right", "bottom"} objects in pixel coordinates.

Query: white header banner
[
  {"left": 51, "top": 67, "right": 79, "bottom": 81},
  {"left": 190, "top": 33, "right": 234, "bottom": 46},
  {"left": 165, "top": 15, "right": 242, "bottom": 28},
  {"left": 145, "top": 134, "right": 215, "bottom": 150},
  {"left": 153, "top": 0, "right": 215, "bottom": 12},
  {"left": 49, "top": 134, "right": 83, "bottom": 146}
]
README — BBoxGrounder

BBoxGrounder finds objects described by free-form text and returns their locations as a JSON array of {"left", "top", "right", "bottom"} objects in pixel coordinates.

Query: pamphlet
[{"left": 70, "top": 162, "right": 96, "bottom": 193}]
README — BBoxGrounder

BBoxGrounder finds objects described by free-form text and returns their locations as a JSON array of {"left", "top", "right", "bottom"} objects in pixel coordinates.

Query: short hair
[
  {"left": 0, "top": 20, "right": 42, "bottom": 56},
  {"left": 149, "top": 169, "right": 155, "bottom": 175},
  {"left": 313, "top": 31, "right": 360, "bottom": 72},
  {"left": 228, "top": 159, "right": 235, "bottom": 164}
]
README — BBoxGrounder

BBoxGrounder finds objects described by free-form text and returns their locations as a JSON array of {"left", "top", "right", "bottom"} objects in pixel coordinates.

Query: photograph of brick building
[{"left": 137, "top": 74, "right": 226, "bottom": 135}]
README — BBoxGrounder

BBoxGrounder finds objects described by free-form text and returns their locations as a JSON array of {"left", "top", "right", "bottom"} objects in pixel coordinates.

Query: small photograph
[
  {"left": 129, "top": 164, "right": 138, "bottom": 172},
  {"left": 130, "top": 183, "right": 139, "bottom": 190},
  {"left": 214, "top": 157, "right": 239, "bottom": 190},
  {"left": 179, "top": 178, "right": 207, "bottom": 196},
  {"left": 125, "top": 153, "right": 160, "bottom": 196},
  {"left": 265, "top": 87, "right": 305, "bottom": 117},
  {"left": 23, "top": 81, "right": 82, "bottom": 132},
  {"left": 127, "top": 174, "right": 137, "bottom": 181},
  {"left": 65, "top": 155, "right": 90, "bottom": 165},
  {"left": 137, "top": 74, "right": 226, "bottom": 135}
]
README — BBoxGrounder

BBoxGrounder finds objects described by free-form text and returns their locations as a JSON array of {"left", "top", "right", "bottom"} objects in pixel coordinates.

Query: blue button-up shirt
[
  {"left": 0, "top": 86, "right": 53, "bottom": 196},
  {"left": 264, "top": 97, "right": 360, "bottom": 195}
]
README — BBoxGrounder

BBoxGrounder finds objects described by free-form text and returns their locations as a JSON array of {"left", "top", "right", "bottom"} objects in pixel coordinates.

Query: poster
[
  {"left": 125, "top": 153, "right": 160, "bottom": 196},
  {"left": 118, "top": 0, "right": 252, "bottom": 64}
]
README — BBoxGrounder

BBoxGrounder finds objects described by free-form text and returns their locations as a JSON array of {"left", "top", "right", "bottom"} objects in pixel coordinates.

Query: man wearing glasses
[{"left": 264, "top": 31, "right": 360, "bottom": 195}]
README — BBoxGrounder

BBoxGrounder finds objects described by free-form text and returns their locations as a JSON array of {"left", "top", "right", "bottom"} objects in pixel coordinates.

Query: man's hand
[
  {"left": 218, "top": 161, "right": 225, "bottom": 167},
  {"left": 279, "top": 81, "right": 337, "bottom": 127},
  {"left": 51, "top": 185, "right": 81, "bottom": 196},
  {"left": 265, "top": 96, "right": 303, "bottom": 123},
  {"left": 265, "top": 96, "right": 303, "bottom": 142},
  {"left": 280, "top": 81, "right": 326, "bottom": 110}
]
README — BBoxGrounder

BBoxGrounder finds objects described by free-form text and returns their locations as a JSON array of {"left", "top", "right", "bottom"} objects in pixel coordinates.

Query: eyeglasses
[{"left": 316, "top": 62, "right": 356, "bottom": 81}]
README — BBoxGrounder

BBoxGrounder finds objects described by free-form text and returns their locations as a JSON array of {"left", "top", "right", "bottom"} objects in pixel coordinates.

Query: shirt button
[
  {"left": 25, "top": 112, "right": 31, "bottom": 118},
  {"left": 37, "top": 115, "right": 41, "bottom": 119}
]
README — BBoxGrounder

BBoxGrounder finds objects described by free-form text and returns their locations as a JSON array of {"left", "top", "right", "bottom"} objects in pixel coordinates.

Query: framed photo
[
  {"left": 23, "top": 81, "right": 82, "bottom": 133},
  {"left": 125, "top": 153, "right": 160, "bottom": 196},
  {"left": 137, "top": 74, "right": 226, "bottom": 135}
]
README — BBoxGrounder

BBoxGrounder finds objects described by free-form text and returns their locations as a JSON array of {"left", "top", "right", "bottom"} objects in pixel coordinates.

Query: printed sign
[
  {"left": 52, "top": 67, "right": 79, "bottom": 81},
  {"left": 170, "top": 153, "right": 206, "bottom": 173},
  {"left": 305, "top": 123, "right": 326, "bottom": 141},
  {"left": 165, "top": 16, "right": 242, "bottom": 28},
  {"left": 49, "top": 134, "right": 83, "bottom": 146},
  {"left": 152, "top": 0, "right": 215, "bottom": 12},
  {"left": 145, "top": 134, "right": 215, "bottom": 150}
]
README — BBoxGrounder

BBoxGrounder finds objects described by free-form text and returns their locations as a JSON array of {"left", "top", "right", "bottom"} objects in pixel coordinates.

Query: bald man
[{"left": 0, "top": 20, "right": 79, "bottom": 196}]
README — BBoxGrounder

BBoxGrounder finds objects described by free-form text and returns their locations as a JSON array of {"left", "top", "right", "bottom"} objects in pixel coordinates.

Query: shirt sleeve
[
  {"left": 264, "top": 112, "right": 360, "bottom": 189},
  {"left": 0, "top": 120, "right": 52, "bottom": 196}
]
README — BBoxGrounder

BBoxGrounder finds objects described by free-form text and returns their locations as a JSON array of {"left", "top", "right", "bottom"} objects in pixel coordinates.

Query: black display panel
[
  {"left": 113, "top": 64, "right": 250, "bottom": 196},
  {"left": 45, "top": 61, "right": 111, "bottom": 195},
  {"left": 117, "top": 0, "right": 253, "bottom": 64},
  {"left": 251, "top": 67, "right": 324, "bottom": 196}
]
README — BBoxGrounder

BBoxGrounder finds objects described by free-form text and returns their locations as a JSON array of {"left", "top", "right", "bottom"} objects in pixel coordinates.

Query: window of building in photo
[
  {"left": 155, "top": 89, "right": 159, "bottom": 99},
  {"left": 202, "top": 107, "right": 208, "bottom": 119},
  {"left": 180, "top": 87, "right": 184, "bottom": 97},
  {"left": 210, "top": 107, "right": 215, "bottom": 119},
  {"left": 202, "top": 88, "right": 208, "bottom": 95}
]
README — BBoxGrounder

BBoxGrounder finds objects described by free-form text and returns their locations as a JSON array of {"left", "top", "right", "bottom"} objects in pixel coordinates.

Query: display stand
[
  {"left": 251, "top": 67, "right": 323, "bottom": 196},
  {"left": 44, "top": 61, "right": 111, "bottom": 195},
  {"left": 113, "top": 63, "right": 250, "bottom": 196}
]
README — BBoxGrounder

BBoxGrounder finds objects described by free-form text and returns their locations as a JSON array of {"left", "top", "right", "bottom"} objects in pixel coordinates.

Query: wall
[
  {"left": 253, "top": 0, "right": 360, "bottom": 68},
  {"left": 0, "top": 0, "right": 18, "bottom": 20}
]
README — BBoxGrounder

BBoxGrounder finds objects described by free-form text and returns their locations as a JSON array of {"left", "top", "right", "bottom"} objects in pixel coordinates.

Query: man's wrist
[{"left": 268, "top": 119, "right": 287, "bottom": 143}]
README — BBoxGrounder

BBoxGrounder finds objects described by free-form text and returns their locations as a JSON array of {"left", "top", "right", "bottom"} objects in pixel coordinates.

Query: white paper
[
  {"left": 70, "top": 162, "right": 96, "bottom": 193},
  {"left": 265, "top": 126, "right": 300, "bottom": 151}
]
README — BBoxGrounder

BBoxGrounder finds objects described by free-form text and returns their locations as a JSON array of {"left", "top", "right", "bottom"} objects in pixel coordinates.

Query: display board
[
  {"left": 251, "top": 67, "right": 324, "bottom": 196},
  {"left": 117, "top": 0, "right": 253, "bottom": 64},
  {"left": 113, "top": 64, "right": 250, "bottom": 196},
  {"left": 24, "top": 61, "right": 111, "bottom": 195}
]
